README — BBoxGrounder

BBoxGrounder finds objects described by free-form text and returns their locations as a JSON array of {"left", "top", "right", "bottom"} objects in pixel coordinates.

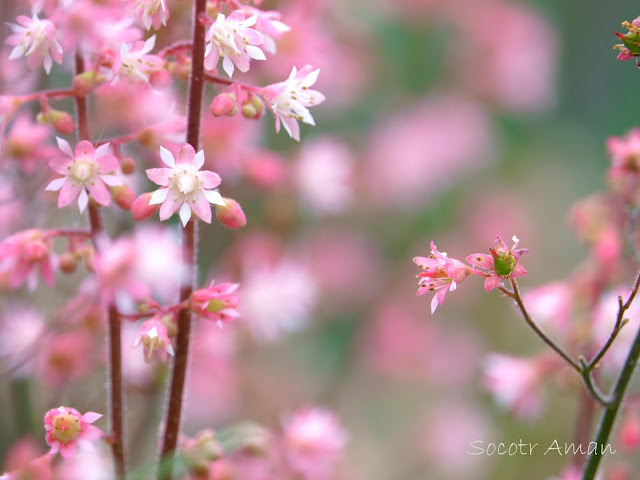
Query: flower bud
[
  {"left": 211, "top": 93, "right": 237, "bottom": 117},
  {"left": 241, "top": 95, "right": 264, "bottom": 120},
  {"left": 215, "top": 198, "right": 246, "bottom": 229},
  {"left": 132, "top": 192, "right": 159, "bottom": 221},
  {"left": 120, "top": 157, "right": 136, "bottom": 174},
  {"left": 111, "top": 185, "right": 135, "bottom": 211},
  {"left": 72, "top": 71, "right": 106, "bottom": 97},
  {"left": 37, "top": 109, "right": 76, "bottom": 135},
  {"left": 181, "top": 429, "right": 223, "bottom": 478},
  {"left": 59, "top": 252, "right": 78, "bottom": 274}
]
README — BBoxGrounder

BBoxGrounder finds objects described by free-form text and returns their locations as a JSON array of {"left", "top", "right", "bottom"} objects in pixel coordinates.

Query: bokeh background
[{"left": 2, "top": 0, "right": 640, "bottom": 479}]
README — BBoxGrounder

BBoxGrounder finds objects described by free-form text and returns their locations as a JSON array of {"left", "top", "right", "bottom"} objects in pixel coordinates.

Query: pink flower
[
  {"left": 134, "top": 316, "right": 175, "bottom": 363},
  {"left": 190, "top": 281, "right": 240, "bottom": 324},
  {"left": 43, "top": 407, "right": 103, "bottom": 460},
  {"left": 466, "top": 235, "right": 529, "bottom": 292},
  {"left": 261, "top": 65, "right": 325, "bottom": 141},
  {"left": 0, "top": 229, "right": 56, "bottom": 290},
  {"left": 6, "top": 14, "right": 63, "bottom": 74},
  {"left": 111, "top": 35, "right": 165, "bottom": 85},
  {"left": 3, "top": 113, "right": 54, "bottom": 173},
  {"left": 414, "top": 242, "right": 470, "bottom": 314},
  {"left": 45, "top": 137, "right": 122, "bottom": 212},
  {"left": 282, "top": 407, "right": 348, "bottom": 479},
  {"left": 204, "top": 11, "right": 266, "bottom": 77},
  {"left": 607, "top": 127, "right": 640, "bottom": 174},
  {"left": 37, "top": 332, "right": 95, "bottom": 387},
  {"left": 128, "top": 0, "right": 169, "bottom": 30},
  {"left": 483, "top": 353, "right": 554, "bottom": 419},
  {"left": 146, "top": 144, "right": 225, "bottom": 226}
]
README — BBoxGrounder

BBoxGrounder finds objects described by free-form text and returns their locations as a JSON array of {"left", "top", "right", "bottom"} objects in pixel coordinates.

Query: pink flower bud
[
  {"left": 111, "top": 185, "right": 135, "bottom": 211},
  {"left": 149, "top": 69, "right": 172, "bottom": 90},
  {"left": 72, "top": 71, "right": 106, "bottom": 97},
  {"left": 215, "top": 197, "right": 247, "bottom": 229},
  {"left": 132, "top": 192, "right": 159, "bottom": 221},
  {"left": 58, "top": 252, "right": 78, "bottom": 274},
  {"left": 241, "top": 95, "right": 264, "bottom": 120},
  {"left": 23, "top": 238, "right": 49, "bottom": 262},
  {"left": 120, "top": 157, "right": 136, "bottom": 174},
  {"left": 37, "top": 109, "right": 76, "bottom": 135},
  {"left": 210, "top": 93, "right": 237, "bottom": 117}
]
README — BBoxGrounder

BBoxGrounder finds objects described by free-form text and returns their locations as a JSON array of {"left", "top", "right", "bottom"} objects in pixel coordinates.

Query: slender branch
[
  {"left": 157, "top": 0, "right": 207, "bottom": 477},
  {"left": 582, "top": 313, "right": 640, "bottom": 479},
  {"left": 45, "top": 228, "right": 92, "bottom": 238},
  {"left": 509, "top": 279, "right": 610, "bottom": 406},
  {"left": 158, "top": 41, "right": 193, "bottom": 58},
  {"left": 75, "top": 50, "right": 126, "bottom": 480},
  {"left": 203, "top": 72, "right": 260, "bottom": 93},
  {"left": 588, "top": 271, "right": 640, "bottom": 370},
  {"left": 510, "top": 279, "right": 582, "bottom": 372},
  {"left": 17, "top": 88, "right": 76, "bottom": 102}
]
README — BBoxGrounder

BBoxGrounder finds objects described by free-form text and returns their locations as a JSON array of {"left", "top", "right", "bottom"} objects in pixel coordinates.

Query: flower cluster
[{"left": 414, "top": 235, "right": 528, "bottom": 313}]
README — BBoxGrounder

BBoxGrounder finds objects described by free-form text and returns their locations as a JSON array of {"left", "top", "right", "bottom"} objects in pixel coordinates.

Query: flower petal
[
  {"left": 160, "top": 146, "right": 176, "bottom": 168},
  {"left": 179, "top": 202, "right": 192, "bottom": 226},
  {"left": 199, "top": 171, "right": 221, "bottom": 189},
  {"left": 56, "top": 137, "right": 73, "bottom": 157},
  {"left": 45, "top": 177, "right": 66, "bottom": 191},
  {"left": 191, "top": 191, "right": 212, "bottom": 223},
  {"left": 149, "top": 188, "right": 168, "bottom": 205},
  {"left": 146, "top": 168, "right": 172, "bottom": 186},
  {"left": 204, "top": 189, "right": 225, "bottom": 206},
  {"left": 78, "top": 188, "right": 89, "bottom": 212}
]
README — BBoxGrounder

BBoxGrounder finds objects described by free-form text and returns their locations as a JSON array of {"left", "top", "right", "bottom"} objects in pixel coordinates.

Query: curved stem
[
  {"left": 157, "top": 0, "right": 207, "bottom": 477},
  {"left": 75, "top": 50, "right": 126, "bottom": 479}
]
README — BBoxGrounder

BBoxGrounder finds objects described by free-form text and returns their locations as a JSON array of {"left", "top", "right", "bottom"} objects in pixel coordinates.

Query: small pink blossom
[
  {"left": 146, "top": 144, "right": 226, "bottom": 226},
  {"left": 134, "top": 316, "right": 175, "bottom": 363},
  {"left": 204, "top": 11, "right": 266, "bottom": 77},
  {"left": 282, "top": 407, "right": 348, "bottom": 479},
  {"left": 190, "top": 281, "right": 240, "bottom": 324},
  {"left": 37, "top": 331, "right": 95, "bottom": 387},
  {"left": 606, "top": 127, "right": 640, "bottom": 174},
  {"left": 466, "top": 235, "right": 529, "bottom": 292},
  {"left": 0, "top": 229, "right": 56, "bottom": 290},
  {"left": 43, "top": 407, "right": 103, "bottom": 460},
  {"left": 112, "top": 35, "right": 165, "bottom": 85},
  {"left": 45, "top": 137, "right": 122, "bottom": 213},
  {"left": 5, "top": 14, "right": 63, "bottom": 74},
  {"left": 261, "top": 65, "right": 325, "bottom": 141},
  {"left": 414, "top": 242, "right": 470, "bottom": 314},
  {"left": 129, "top": 0, "right": 169, "bottom": 30}
]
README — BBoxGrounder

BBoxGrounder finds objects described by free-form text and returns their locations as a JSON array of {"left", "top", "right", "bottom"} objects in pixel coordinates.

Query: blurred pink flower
[
  {"left": 6, "top": 14, "right": 63, "bottom": 74},
  {"left": 523, "top": 282, "right": 573, "bottom": 337},
  {"left": 37, "top": 331, "right": 96, "bottom": 387},
  {"left": 134, "top": 315, "right": 175, "bottom": 363},
  {"left": 261, "top": 65, "right": 325, "bottom": 141},
  {"left": 363, "top": 95, "right": 495, "bottom": 208},
  {"left": 2, "top": 113, "right": 53, "bottom": 172},
  {"left": 483, "top": 353, "right": 555, "bottom": 419},
  {"left": 241, "top": 258, "right": 317, "bottom": 341},
  {"left": 204, "top": 12, "right": 266, "bottom": 77},
  {"left": 0, "top": 229, "right": 56, "bottom": 290},
  {"left": 0, "top": 305, "right": 45, "bottom": 377},
  {"left": 147, "top": 144, "right": 225, "bottom": 226},
  {"left": 294, "top": 138, "right": 353, "bottom": 215},
  {"left": 111, "top": 35, "right": 164, "bottom": 85},
  {"left": 128, "top": 0, "right": 169, "bottom": 30},
  {"left": 282, "top": 407, "right": 348, "bottom": 479},
  {"left": 414, "top": 241, "right": 471, "bottom": 313},
  {"left": 44, "top": 407, "right": 102, "bottom": 460},
  {"left": 45, "top": 138, "right": 121, "bottom": 213},
  {"left": 240, "top": 5, "right": 290, "bottom": 55},
  {"left": 466, "top": 235, "right": 529, "bottom": 292},
  {"left": 190, "top": 281, "right": 240, "bottom": 324}
]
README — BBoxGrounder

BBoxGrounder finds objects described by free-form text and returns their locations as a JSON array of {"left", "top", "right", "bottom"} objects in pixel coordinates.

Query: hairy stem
[
  {"left": 157, "top": 0, "right": 207, "bottom": 477},
  {"left": 75, "top": 50, "right": 126, "bottom": 479}
]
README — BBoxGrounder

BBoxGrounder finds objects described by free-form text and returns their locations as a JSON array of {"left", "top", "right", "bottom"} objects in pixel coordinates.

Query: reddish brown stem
[
  {"left": 157, "top": 0, "right": 207, "bottom": 478},
  {"left": 18, "top": 88, "right": 76, "bottom": 102},
  {"left": 75, "top": 50, "right": 126, "bottom": 479}
]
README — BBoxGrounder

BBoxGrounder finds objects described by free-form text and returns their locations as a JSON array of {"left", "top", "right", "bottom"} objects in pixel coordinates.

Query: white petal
[
  {"left": 78, "top": 189, "right": 89, "bottom": 213},
  {"left": 143, "top": 15, "right": 152, "bottom": 30},
  {"left": 56, "top": 137, "right": 73, "bottom": 157},
  {"left": 204, "top": 190, "right": 225, "bottom": 206},
  {"left": 179, "top": 203, "right": 191, "bottom": 226},
  {"left": 100, "top": 175, "right": 122, "bottom": 186},
  {"left": 94, "top": 142, "right": 110, "bottom": 158},
  {"left": 8, "top": 45, "right": 26, "bottom": 60},
  {"left": 242, "top": 15, "right": 257, "bottom": 27},
  {"left": 301, "top": 68, "right": 320, "bottom": 87},
  {"left": 246, "top": 45, "right": 265, "bottom": 60},
  {"left": 194, "top": 150, "right": 205, "bottom": 170},
  {"left": 222, "top": 55, "right": 234, "bottom": 78},
  {"left": 431, "top": 294, "right": 439, "bottom": 314},
  {"left": 45, "top": 177, "right": 66, "bottom": 191},
  {"left": 449, "top": 280, "right": 457, "bottom": 292},
  {"left": 159, "top": 146, "right": 175, "bottom": 168},
  {"left": 43, "top": 55, "right": 52, "bottom": 74},
  {"left": 149, "top": 188, "right": 168, "bottom": 205},
  {"left": 142, "top": 35, "right": 156, "bottom": 54}
]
